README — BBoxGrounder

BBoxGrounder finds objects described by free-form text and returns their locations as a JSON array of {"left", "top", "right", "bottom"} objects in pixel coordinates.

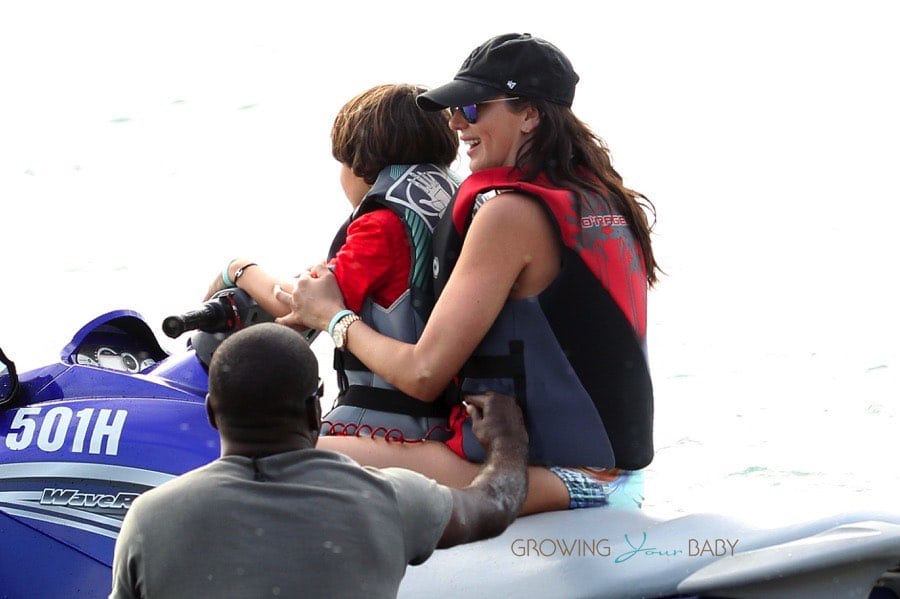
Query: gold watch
[{"left": 331, "top": 312, "right": 361, "bottom": 350}]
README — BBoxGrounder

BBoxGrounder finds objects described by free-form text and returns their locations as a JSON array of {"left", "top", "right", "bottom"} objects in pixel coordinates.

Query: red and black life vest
[{"left": 432, "top": 167, "right": 654, "bottom": 469}]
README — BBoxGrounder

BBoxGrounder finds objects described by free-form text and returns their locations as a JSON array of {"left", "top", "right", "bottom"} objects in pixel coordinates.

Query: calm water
[{"left": 2, "top": 1, "right": 898, "bottom": 528}]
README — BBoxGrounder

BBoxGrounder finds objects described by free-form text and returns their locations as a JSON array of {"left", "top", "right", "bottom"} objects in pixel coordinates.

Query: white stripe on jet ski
[
  {"left": 0, "top": 506, "right": 121, "bottom": 539},
  {"left": 0, "top": 462, "right": 176, "bottom": 486}
]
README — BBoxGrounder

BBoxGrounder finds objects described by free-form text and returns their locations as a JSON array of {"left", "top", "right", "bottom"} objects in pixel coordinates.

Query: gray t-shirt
[{"left": 110, "top": 449, "right": 453, "bottom": 598}]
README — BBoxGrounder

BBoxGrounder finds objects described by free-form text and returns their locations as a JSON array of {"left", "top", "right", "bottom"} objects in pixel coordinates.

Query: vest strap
[{"left": 337, "top": 386, "right": 451, "bottom": 418}]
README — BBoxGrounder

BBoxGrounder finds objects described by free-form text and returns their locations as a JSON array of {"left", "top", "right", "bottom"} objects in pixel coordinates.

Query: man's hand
[
  {"left": 465, "top": 392, "right": 528, "bottom": 455},
  {"left": 438, "top": 392, "right": 529, "bottom": 549}
]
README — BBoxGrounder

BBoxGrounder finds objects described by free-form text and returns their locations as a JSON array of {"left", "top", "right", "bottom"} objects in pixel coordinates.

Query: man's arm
[{"left": 437, "top": 392, "right": 529, "bottom": 548}]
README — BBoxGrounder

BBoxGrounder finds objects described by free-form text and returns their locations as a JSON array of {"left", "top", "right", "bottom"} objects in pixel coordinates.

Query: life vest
[
  {"left": 432, "top": 167, "right": 654, "bottom": 469},
  {"left": 330, "top": 164, "right": 459, "bottom": 418}
]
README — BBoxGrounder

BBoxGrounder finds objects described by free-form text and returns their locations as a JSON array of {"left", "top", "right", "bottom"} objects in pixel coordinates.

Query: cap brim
[{"left": 416, "top": 79, "right": 505, "bottom": 111}]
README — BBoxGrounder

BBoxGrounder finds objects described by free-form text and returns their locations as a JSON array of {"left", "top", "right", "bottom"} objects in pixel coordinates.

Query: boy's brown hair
[{"left": 332, "top": 84, "right": 459, "bottom": 184}]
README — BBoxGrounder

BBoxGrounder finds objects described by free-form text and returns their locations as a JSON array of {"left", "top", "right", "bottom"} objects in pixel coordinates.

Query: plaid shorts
[{"left": 549, "top": 467, "right": 645, "bottom": 510}]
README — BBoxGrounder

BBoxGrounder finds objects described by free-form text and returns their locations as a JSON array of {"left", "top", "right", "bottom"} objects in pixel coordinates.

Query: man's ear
[
  {"left": 305, "top": 395, "right": 321, "bottom": 433},
  {"left": 205, "top": 393, "right": 219, "bottom": 430}
]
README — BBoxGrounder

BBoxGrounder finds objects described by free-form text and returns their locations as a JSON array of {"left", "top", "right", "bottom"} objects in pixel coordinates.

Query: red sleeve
[{"left": 328, "top": 208, "right": 411, "bottom": 312}]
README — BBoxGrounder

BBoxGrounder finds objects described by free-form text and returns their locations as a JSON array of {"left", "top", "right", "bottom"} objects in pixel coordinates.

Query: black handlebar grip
[{"left": 162, "top": 303, "right": 224, "bottom": 338}]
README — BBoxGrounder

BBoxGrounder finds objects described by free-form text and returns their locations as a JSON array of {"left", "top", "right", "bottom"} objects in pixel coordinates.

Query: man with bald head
[{"left": 111, "top": 323, "right": 528, "bottom": 598}]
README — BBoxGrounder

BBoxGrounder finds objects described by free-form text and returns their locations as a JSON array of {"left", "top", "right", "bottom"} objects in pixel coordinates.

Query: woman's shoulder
[
  {"left": 467, "top": 190, "right": 558, "bottom": 251},
  {"left": 473, "top": 188, "right": 551, "bottom": 220}
]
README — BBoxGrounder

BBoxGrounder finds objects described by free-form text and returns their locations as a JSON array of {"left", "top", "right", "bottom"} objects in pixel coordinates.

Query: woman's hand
[{"left": 274, "top": 266, "right": 347, "bottom": 332}]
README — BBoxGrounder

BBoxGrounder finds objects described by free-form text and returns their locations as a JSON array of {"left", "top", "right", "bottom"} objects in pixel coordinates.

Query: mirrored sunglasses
[{"left": 450, "top": 97, "right": 520, "bottom": 124}]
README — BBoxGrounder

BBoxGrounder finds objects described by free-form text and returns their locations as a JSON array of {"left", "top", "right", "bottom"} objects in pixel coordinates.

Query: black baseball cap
[{"left": 417, "top": 33, "right": 579, "bottom": 111}]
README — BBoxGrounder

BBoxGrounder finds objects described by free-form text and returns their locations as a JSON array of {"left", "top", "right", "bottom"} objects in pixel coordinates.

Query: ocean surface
[{"left": 2, "top": 1, "right": 898, "bottom": 529}]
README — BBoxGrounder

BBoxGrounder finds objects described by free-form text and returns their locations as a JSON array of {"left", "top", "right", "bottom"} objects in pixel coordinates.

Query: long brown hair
[
  {"left": 512, "top": 99, "right": 659, "bottom": 285},
  {"left": 331, "top": 84, "right": 459, "bottom": 184}
]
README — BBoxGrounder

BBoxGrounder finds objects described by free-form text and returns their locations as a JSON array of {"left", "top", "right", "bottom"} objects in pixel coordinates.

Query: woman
[
  {"left": 277, "top": 34, "right": 660, "bottom": 515},
  {"left": 207, "top": 83, "right": 460, "bottom": 441}
]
